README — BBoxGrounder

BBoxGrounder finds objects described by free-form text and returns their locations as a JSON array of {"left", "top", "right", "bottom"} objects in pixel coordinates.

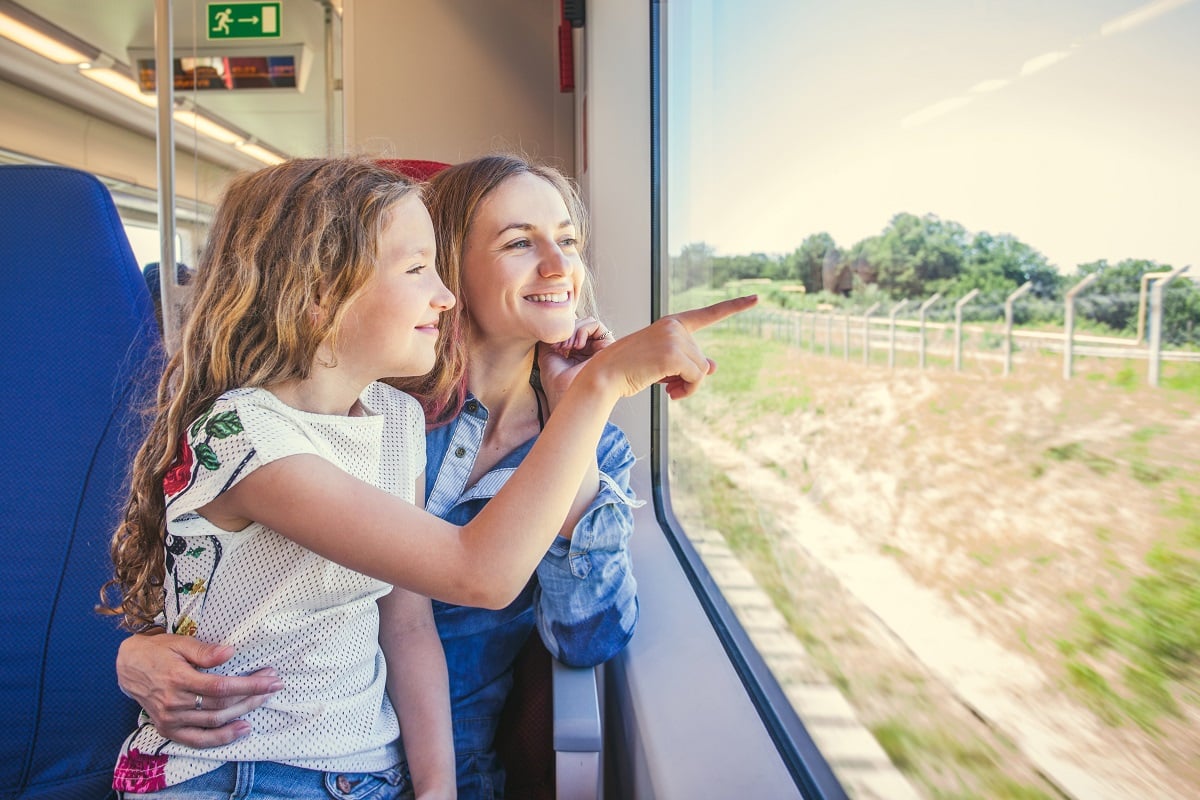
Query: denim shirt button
[
  {"left": 455, "top": 446, "right": 467, "bottom": 457},
  {"left": 336, "top": 775, "right": 353, "bottom": 793},
  {"left": 466, "top": 401, "right": 479, "bottom": 413}
]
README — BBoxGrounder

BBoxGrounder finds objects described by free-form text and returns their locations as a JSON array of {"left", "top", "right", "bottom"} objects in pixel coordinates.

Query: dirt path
[{"left": 679, "top": 410, "right": 1177, "bottom": 798}]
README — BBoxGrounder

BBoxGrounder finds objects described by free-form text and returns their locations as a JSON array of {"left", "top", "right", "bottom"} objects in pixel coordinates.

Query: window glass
[{"left": 663, "top": 2, "right": 1199, "bottom": 797}]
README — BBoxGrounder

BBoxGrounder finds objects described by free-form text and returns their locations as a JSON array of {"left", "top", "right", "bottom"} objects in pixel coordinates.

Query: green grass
[
  {"left": 1061, "top": 491, "right": 1200, "bottom": 732},
  {"left": 1163, "top": 362, "right": 1200, "bottom": 395},
  {"left": 1043, "top": 442, "right": 1118, "bottom": 475},
  {"left": 1130, "top": 424, "right": 1169, "bottom": 443},
  {"left": 870, "top": 719, "right": 1057, "bottom": 799},
  {"left": 696, "top": 329, "right": 813, "bottom": 417},
  {"left": 1131, "top": 460, "right": 1170, "bottom": 485},
  {"left": 1111, "top": 364, "right": 1139, "bottom": 389}
]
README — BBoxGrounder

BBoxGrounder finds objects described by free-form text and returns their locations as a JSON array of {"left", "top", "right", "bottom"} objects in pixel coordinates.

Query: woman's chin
[{"left": 538, "top": 326, "right": 577, "bottom": 346}]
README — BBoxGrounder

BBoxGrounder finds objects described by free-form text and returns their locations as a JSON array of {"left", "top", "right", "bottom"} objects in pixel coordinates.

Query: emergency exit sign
[{"left": 207, "top": 3, "right": 281, "bottom": 39}]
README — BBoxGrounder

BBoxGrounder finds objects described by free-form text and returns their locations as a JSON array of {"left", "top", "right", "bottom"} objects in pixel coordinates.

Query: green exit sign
[{"left": 207, "top": 3, "right": 281, "bottom": 39}]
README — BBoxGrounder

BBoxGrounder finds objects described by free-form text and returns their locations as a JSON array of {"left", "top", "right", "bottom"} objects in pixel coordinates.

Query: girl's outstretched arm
[{"left": 202, "top": 296, "right": 757, "bottom": 609}]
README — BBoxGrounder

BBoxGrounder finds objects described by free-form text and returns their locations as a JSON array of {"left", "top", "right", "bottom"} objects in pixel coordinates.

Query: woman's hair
[
  {"left": 101, "top": 157, "right": 424, "bottom": 630},
  {"left": 387, "top": 154, "right": 596, "bottom": 427}
]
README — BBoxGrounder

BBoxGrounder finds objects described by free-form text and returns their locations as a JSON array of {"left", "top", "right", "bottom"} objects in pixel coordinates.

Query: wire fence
[{"left": 721, "top": 295, "right": 1200, "bottom": 387}]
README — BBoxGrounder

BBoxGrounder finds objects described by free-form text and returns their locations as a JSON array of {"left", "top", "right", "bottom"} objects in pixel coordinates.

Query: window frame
[{"left": 648, "top": 2, "right": 846, "bottom": 796}]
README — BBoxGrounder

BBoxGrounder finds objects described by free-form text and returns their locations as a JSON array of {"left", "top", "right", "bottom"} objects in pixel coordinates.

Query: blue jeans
[
  {"left": 456, "top": 750, "right": 502, "bottom": 800},
  {"left": 121, "top": 760, "right": 413, "bottom": 800}
]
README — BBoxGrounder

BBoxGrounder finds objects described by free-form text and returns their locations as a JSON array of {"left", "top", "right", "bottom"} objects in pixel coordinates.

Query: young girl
[{"left": 102, "top": 157, "right": 754, "bottom": 799}]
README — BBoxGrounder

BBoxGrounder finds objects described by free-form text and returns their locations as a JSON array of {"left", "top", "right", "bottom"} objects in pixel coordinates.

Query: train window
[
  {"left": 124, "top": 224, "right": 166, "bottom": 270},
  {"left": 659, "top": 1, "right": 1198, "bottom": 798}
]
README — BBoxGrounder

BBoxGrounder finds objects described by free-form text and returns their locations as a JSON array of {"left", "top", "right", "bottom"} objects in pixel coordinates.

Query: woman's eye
[
  {"left": 504, "top": 239, "right": 532, "bottom": 249},
  {"left": 406, "top": 263, "right": 427, "bottom": 274},
  {"left": 559, "top": 237, "right": 579, "bottom": 248}
]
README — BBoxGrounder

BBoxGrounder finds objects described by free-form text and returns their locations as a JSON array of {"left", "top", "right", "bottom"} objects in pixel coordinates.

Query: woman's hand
[
  {"left": 117, "top": 631, "right": 283, "bottom": 747},
  {"left": 538, "top": 316, "right": 618, "bottom": 410}
]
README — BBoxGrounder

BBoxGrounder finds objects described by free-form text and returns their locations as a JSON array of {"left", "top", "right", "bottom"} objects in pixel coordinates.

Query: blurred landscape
[{"left": 668, "top": 309, "right": 1199, "bottom": 798}]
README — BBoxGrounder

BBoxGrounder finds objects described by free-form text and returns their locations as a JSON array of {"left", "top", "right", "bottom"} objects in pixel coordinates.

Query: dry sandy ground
[{"left": 670, "top": 340, "right": 1200, "bottom": 798}]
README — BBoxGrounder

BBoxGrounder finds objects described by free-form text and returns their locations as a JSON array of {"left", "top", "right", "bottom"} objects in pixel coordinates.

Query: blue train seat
[{"left": 0, "top": 165, "right": 160, "bottom": 799}]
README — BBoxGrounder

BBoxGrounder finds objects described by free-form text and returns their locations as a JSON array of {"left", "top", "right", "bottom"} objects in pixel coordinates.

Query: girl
[{"left": 102, "top": 156, "right": 755, "bottom": 799}]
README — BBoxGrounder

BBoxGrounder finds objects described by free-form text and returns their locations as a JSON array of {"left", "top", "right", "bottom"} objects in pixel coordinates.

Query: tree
[
  {"left": 788, "top": 233, "right": 839, "bottom": 294},
  {"left": 869, "top": 213, "right": 967, "bottom": 299},
  {"left": 670, "top": 241, "right": 715, "bottom": 293},
  {"left": 710, "top": 252, "right": 774, "bottom": 287},
  {"left": 1162, "top": 278, "right": 1200, "bottom": 346},
  {"left": 964, "top": 232, "right": 1062, "bottom": 300},
  {"left": 1071, "top": 259, "right": 1157, "bottom": 334}
]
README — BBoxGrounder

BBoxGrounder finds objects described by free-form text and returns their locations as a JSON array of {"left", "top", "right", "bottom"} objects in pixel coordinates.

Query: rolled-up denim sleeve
[{"left": 534, "top": 424, "right": 643, "bottom": 667}]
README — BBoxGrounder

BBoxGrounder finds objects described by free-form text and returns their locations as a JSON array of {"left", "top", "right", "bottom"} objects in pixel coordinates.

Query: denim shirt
[{"left": 424, "top": 394, "right": 641, "bottom": 797}]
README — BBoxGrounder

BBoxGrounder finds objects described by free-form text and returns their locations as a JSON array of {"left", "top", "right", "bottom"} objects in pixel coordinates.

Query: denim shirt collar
[{"left": 425, "top": 393, "right": 538, "bottom": 519}]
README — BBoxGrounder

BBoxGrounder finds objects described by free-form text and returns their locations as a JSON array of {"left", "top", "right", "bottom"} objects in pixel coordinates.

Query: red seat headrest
[{"left": 376, "top": 158, "right": 452, "bottom": 182}]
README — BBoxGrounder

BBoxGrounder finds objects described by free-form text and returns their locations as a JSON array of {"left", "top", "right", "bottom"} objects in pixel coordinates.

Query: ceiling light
[
  {"left": 78, "top": 65, "right": 156, "bottom": 107},
  {"left": 173, "top": 108, "right": 244, "bottom": 145},
  {"left": 236, "top": 141, "right": 287, "bottom": 165},
  {"left": 0, "top": 4, "right": 95, "bottom": 64}
]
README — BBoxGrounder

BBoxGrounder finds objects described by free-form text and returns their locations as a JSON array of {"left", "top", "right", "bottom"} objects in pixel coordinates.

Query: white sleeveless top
[{"left": 114, "top": 383, "right": 425, "bottom": 792}]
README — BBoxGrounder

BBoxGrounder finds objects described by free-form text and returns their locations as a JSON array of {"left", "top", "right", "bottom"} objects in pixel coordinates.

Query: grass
[
  {"left": 1060, "top": 491, "right": 1200, "bottom": 732},
  {"left": 1043, "top": 442, "right": 1118, "bottom": 476},
  {"left": 694, "top": 328, "right": 813, "bottom": 419},
  {"left": 870, "top": 719, "right": 1057, "bottom": 799},
  {"left": 668, "top": 436, "right": 822, "bottom": 654},
  {"left": 1163, "top": 362, "right": 1200, "bottom": 395}
]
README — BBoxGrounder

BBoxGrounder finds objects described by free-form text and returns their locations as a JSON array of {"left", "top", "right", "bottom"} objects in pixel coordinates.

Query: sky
[{"left": 665, "top": 0, "right": 1200, "bottom": 273}]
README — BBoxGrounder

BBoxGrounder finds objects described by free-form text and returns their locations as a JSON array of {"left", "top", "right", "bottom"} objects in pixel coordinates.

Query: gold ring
[{"left": 599, "top": 330, "right": 615, "bottom": 340}]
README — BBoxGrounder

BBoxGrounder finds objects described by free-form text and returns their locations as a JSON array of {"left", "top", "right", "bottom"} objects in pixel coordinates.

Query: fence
[{"left": 721, "top": 275, "right": 1199, "bottom": 387}]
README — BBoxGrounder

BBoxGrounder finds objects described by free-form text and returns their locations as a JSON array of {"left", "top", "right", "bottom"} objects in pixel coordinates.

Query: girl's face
[
  {"left": 460, "top": 173, "right": 584, "bottom": 347},
  {"left": 336, "top": 195, "right": 455, "bottom": 379}
]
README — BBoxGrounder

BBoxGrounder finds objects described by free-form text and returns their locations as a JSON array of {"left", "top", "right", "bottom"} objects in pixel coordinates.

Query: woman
[{"left": 117, "top": 155, "right": 671, "bottom": 798}]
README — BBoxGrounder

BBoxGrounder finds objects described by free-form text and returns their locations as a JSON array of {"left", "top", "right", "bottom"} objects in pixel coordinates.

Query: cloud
[
  {"left": 1100, "top": 0, "right": 1195, "bottom": 37},
  {"left": 969, "top": 79, "right": 1010, "bottom": 94},
  {"left": 901, "top": 96, "right": 972, "bottom": 129},
  {"left": 1020, "top": 50, "right": 1072, "bottom": 77},
  {"left": 899, "top": 1, "right": 1194, "bottom": 131}
]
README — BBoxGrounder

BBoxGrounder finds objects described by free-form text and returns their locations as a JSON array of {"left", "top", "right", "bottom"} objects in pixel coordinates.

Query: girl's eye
[
  {"left": 559, "top": 237, "right": 579, "bottom": 248},
  {"left": 406, "top": 264, "right": 427, "bottom": 274}
]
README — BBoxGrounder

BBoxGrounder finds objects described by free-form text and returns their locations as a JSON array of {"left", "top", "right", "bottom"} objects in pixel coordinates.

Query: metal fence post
[
  {"left": 1136, "top": 270, "right": 1172, "bottom": 343},
  {"left": 918, "top": 293, "right": 942, "bottom": 370},
  {"left": 1063, "top": 273, "right": 1099, "bottom": 380},
  {"left": 1003, "top": 281, "right": 1032, "bottom": 377},
  {"left": 1148, "top": 265, "right": 1191, "bottom": 387},
  {"left": 953, "top": 289, "right": 980, "bottom": 372},
  {"left": 843, "top": 312, "right": 851, "bottom": 361},
  {"left": 862, "top": 302, "right": 881, "bottom": 365},
  {"left": 888, "top": 299, "right": 910, "bottom": 369}
]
